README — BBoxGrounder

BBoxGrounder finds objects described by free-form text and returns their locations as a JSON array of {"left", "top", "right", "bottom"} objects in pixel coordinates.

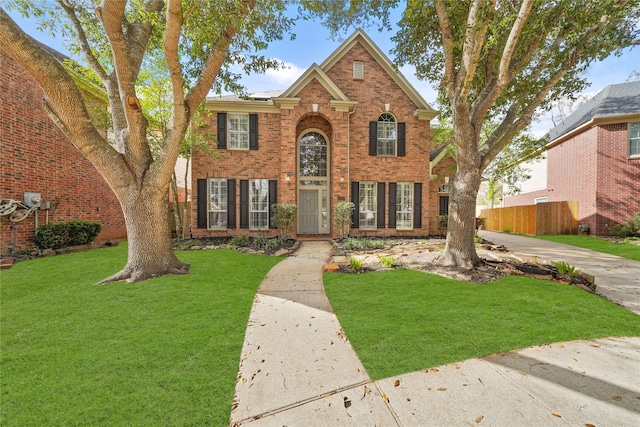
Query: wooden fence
[{"left": 480, "top": 200, "right": 579, "bottom": 235}]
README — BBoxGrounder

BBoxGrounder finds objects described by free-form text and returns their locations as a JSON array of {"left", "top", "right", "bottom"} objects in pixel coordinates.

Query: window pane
[
  {"left": 631, "top": 123, "right": 640, "bottom": 156},
  {"left": 377, "top": 114, "right": 396, "bottom": 156},
  {"left": 359, "top": 181, "right": 376, "bottom": 229},
  {"left": 396, "top": 182, "right": 413, "bottom": 229},
  {"left": 299, "top": 132, "right": 328, "bottom": 177},
  {"left": 228, "top": 113, "right": 249, "bottom": 149},
  {"left": 249, "top": 179, "right": 269, "bottom": 230},
  {"left": 208, "top": 178, "right": 227, "bottom": 229}
]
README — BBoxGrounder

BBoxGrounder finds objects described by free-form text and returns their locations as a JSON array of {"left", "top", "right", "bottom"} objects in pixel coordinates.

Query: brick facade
[
  {"left": 191, "top": 30, "right": 453, "bottom": 239},
  {"left": 1, "top": 48, "right": 126, "bottom": 253}
]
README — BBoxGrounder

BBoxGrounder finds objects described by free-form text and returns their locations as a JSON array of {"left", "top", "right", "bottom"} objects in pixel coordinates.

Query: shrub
[
  {"left": 334, "top": 202, "right": 355, "bottom": 238},
  {"left": 272, "top": 203, "right": 297, "bottom": 239},
  {"left": 230, "top": 235, "right": 250, "bottom": 247},
  {"left": 608, "top": 212, "right": 640, "bottom": 238},
  {"left": 342, "top": 238, "right": 386, "bottom": 251},
  {"left": 552, "top": 260, "right": 580, "bottom": 277},
  {"left": 350, "top": 256, "right": 363, "bottom": 272},
  {"left": 253, "top": 235, "right": 268, "bottom": 249},
  {"left": 377, "top": 255, "right": 395, "bottom": 268},
  {"left": 33, "top": 220, "right": 101, "bottom": 250}
]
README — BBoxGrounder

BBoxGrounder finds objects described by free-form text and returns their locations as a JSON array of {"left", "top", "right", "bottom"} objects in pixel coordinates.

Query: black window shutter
[
  {"left": 413, "top": 183, "right": 422, "bottom": 228},
  {"left": 227, "top": 179, "right": 236, "bottom": 228},
  {"left": 249, "top": 114, "right": 258, "bottom": 150},
  {"left": 217, "top": 113, "right": 227, "bottom": 149},
  {"left": 197, "top": 179, "right": 207, "bottom": 228},
  {"left": 268, "top": 180, "right": 277, "bottom": 228},
  {"left": 439, "top": 196, "right": 450, "bottom": 216},
  {"left": 351, "top": 181, "right": 359, "bottom": 228},
  {"left": 240, "top": 180, "right": 249, "bottom": 229},
  {"left": 369, "top": 122, "right": 377, "bottom": 156},
  {"left": 377, "top": 182, "right": 386, "bottom": 228},
  {"left": 388, "top": 182, "right": 397, "bottom": 228},
  {"left": 397, "top": 122, "right": 406, "bottom": 156}
]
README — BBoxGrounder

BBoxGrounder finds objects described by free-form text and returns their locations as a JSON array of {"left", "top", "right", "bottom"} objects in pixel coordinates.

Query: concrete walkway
[
  {"left": 479, "top": 230, "right": 640, "bottom": 315},
  {"left": 231, "top": 241, "right": 640, "bottom": 426}
]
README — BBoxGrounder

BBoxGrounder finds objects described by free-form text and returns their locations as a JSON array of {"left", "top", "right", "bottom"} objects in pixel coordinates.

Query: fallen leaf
[
  {"left": 518, "top": 371, "right": 528, "bottom": 378},
  {"left": 346, "top": 412, "right": 351, "bottom": 418},
  {"left": 381, "top": 393, "right": 389, "bottom": 403},
  {"left": 427, "top": 387, "right": 432, "bottom": 391},
  {"left": 431, "top": 367, "right": 439, "bottom": 372},
  {"left": 343, "top": 397, "right": 352, "bottom": 408},
  {"left": 584, "top": 424, "right": 596, "bottom": 427},
  {"left": 612, "top": 395, "right": 622, "bottom": 401},
  {"left": 475, "top": 415, "right": 484, "bottom": 423},
  {"left": 462, "top": 383, "right": 468, "bottom": 386},
  {"left": 454, "top": 363, "right": 460, "bottom": 369},
  {"left": 552, "top": 413, "right": 561, "bottom": 418},
  {"left": 330, "top": 340, "right": 334, "bottom": 345},
  {"left": 573, "top": 357, "right": 578, "bottom": 362},
  {"left": 437, "top": 387, "right": 447, "bottom": 391},
  {"left": 559, "top": 344, "right": 565, "bottom": 348},
  {"left": 394, "top": 379, "right": 401, "bottom": 387}
]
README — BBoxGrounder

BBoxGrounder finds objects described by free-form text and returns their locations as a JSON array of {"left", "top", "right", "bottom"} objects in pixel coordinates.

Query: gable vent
[{"left": 353, "top": 61, "right": 364, "bottom": 79}]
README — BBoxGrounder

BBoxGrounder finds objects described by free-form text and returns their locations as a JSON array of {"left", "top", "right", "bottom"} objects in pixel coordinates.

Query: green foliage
[
  {"left": 608, "top": 212, "right": 640, "bottom": 238},
  {"left": 323, "top": 269, "right": 640, "bottom": 380},
  {"left": 474, "top": 234, "right": 483, "bottom": 244},
  {"left": 342, "top": 237, "right": 385, "bottom": 251},
  {"left": 377, "top": 255, "right": 395, "bottom": 268},
  {"left": 333, "top": 202, "right": 355, "bottom": 238},
  {"left": 33, "top": 220, "right": 101, "bottom": 249},
  {"left": 437, "top": 215, "right": 448, "bottom": 228},
  {"left": 552, "top": 261, "right": 580, "bottom": 277},
  {"left": 230, "top": 235, "right": 250, "bottom": 247},
  {"left": 349, "top": 256, "right": 363, "bottom": 272},
  {"left": 271, "top": 203, "right": 298, "bottom": 239},
  {"left": 1, "top": 244, "right": 280, "bottom": 425}
]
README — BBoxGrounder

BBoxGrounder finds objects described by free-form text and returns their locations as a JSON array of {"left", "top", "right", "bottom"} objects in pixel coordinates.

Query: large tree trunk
[{"left": 100, "top": 188, "right": 190, "bottom": 284}]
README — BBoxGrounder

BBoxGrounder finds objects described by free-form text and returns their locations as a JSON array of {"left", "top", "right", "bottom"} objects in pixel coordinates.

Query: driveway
[{"left": 479, "top": 230, "right": 640, "bottom": 315}]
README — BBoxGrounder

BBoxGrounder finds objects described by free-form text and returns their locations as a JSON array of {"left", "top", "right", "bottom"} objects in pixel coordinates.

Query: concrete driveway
[{"left": 479, "top": 230, "right": 640, "bottom": 315}]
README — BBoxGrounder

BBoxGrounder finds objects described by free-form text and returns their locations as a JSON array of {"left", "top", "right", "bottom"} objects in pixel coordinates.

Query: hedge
[{"left": 33, "top": 220, "right": 102, "bottom": 250}]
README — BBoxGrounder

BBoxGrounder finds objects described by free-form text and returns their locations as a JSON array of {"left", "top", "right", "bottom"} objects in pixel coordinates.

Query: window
[
  {"left": 630, "top": 122, "right": 640, "bottom": 156},
  {"left": 396, "top": 182, "right": 413, "bottom": 229},
  {"left": 359, "top": 181, "right": 376, "bottom": 229},
  {"left": 299, "top": 131, "right": 328, "bottom": 185},
  {"left": 228, "top": 113, "right": 249, "bottom": 150},
  {"left": 353, "top": 61, "right": 364, "bottom": 79},
  {"left": 249, "top": 179, "right": 269, "bottom": 229},
  {"left": 377, "top": 113, "right": 396, "bottom": 156},
  {"left": 534, "top": 197, "right": 548, "bottom": 204},
  {"left": 208, "top": 178, "right": 227, "bottom": 229}
]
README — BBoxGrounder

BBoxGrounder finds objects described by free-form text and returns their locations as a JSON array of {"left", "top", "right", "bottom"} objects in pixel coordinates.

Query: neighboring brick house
[
  {"left": 192, "top": 30, "right": 455, "bottom": 239},
  {"left": 502, "top": 81, "right": 640, "bottom": 236},
  {"left": 1, "top": 45, "right": 126, "bottom": 253}
]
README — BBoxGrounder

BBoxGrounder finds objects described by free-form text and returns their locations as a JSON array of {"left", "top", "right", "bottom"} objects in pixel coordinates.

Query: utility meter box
[{"left": 24, "top": 192, "right": 42, "bottom": 208}]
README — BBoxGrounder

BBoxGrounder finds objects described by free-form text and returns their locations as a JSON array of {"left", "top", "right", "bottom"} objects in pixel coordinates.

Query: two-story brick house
[
  {"left": 502, "top": 81, "right": 640, "bottom": 235},
  {"left": 192, "top": 29, "right": 455, "bottom": 239}
]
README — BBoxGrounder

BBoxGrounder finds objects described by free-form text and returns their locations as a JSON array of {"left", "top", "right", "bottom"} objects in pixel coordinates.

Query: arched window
[{"left": 377, "top": 113, "right": 396, "bottom": 156}]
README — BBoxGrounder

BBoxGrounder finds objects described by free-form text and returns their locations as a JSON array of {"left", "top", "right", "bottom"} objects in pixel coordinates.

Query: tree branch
[
  {"left": 434, "top": 0, "right": 456, "bottom": 99},
  {"left": 457, "top": 0, "right": 492, "bottom": 101}
]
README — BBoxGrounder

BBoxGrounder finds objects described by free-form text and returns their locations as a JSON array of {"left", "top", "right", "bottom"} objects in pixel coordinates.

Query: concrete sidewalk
[
  {"left": 231, "top": 241, "right": 640, "bottom": 426},
  {"left": 479, "top": 230, "right": 640, "bottom": 315}
]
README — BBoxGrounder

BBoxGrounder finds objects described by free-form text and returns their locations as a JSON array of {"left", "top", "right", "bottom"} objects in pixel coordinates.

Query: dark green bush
[
  {"left": 33, "top": 220, "right": 102, "bottom": 249},
  {"left": 608, "top": 212, "right": 640, "bottom": 238}
]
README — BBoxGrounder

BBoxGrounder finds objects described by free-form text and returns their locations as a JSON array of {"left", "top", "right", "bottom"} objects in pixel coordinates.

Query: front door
[{"left": 299, "top": 190, "right": 318, "bottom": 233}]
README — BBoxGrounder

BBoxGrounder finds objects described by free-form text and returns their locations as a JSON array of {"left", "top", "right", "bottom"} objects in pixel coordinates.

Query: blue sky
[{"left": 6, "top": 7, "right": 639, "bottom": 136}]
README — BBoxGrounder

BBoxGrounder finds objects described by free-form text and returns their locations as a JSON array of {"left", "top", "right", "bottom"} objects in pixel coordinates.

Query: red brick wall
[
  {"left": 1, "top": 48, "right": 126, "bottom": 253},
  {"left": 191, "top": 40, "right": 438, "bottom": 239}
]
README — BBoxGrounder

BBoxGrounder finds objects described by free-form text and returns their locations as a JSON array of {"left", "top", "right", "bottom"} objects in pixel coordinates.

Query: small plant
[
  {"left": 607, "top": 212, "right": 640, "bottom": 238},
  {"left": 272, "top": 203, "right": 297, "bottom": 239},
  {"left": 342, "top": 238, "right": 386, "bottom": 251},
  {"left": 552, "top": 260, "right": 581, "bottom": 277},
  {"left": 377, "top": 255, "right": 395, "bottom": 268},
  {"left": 437, "top": 214, "right": 448, "bottom": 228},
  {"left": 253, "top": 235, "right": 268, "bottom": 249},
  {"left": 503, "top": 227, "right": 511, "bottom": 233},
  {"left": 334, "top": 202, "right": 355, "bottom": 238},
  {"left": 349, "top": 256, "right": 364, "bottom": 272},
  {"left": 264, "top": 236, "right": 284, "bottom": 252},
  {"left": 230, "top": 235, "right": 250, "bottom": 247},
  {"left": 474, "top": 234, "right": 483, "bottom": 244}
]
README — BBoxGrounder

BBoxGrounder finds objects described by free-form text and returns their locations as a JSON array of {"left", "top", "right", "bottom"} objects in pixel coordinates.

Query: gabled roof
[
  {"left": 548, "top": 80, "right": 640, "bottom": 142},
  {"left": 278, "top": 64, "right": 349, "bottom": 101},
  {"left": 320, "top": 29, "right": 437, "bottom": 119}
]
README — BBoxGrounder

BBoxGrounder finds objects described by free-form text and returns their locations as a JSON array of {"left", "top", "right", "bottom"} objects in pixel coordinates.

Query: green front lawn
[
  {"left": 532, "top": 235, "right": 640, "bottom": 261},
  {"left": 1, "top": 245, "right": 281, "bottom": 426},
  {"left": 324, "top": 269, "right": 640, "bottom": 381}
]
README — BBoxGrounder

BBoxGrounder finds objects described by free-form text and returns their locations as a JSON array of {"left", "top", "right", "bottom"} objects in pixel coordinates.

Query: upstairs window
[
  {"left": 377, "top": 113, "right": 396, "bottom": 156},
  {"left": 630, "top": 122, "right": 640, "bottom": 156},
  {"left": 228, "top": 113, "right": 249, "bottom": 150}
]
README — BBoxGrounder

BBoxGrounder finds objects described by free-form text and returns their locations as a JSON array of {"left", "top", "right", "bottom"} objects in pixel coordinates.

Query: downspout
[{"left": 347, "top": 105, "right": 356, "bottom": 200}]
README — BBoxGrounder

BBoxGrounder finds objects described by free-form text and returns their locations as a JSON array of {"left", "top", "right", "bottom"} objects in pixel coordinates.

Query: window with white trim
[
  {"left": 630, "top": 122, "right": 640, "bottom": 156},
  {"left": 377, "top": 113, "right": 396, "bottom": 156},
  {"left": 396, "top": 182, "right": 413, "bottom": 229},
  {"left": 359, "top": 181, "right": 376, "bottom": 229},
  {"left": 208, "top": 178, "right": 227, "bottom": 229},
  {"left": 228, "top": 113, "right": 249, "bottom": 150},
  {"left": 249, "top": 179, "right": 269, "bottom": 229}
]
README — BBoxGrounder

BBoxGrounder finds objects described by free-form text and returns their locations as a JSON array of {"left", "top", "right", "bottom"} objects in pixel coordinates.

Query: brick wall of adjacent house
[
  {"left": 191, "top": 42, "right": 444, "bottom": 238},
  {"left": 595, "top": 123, "right": 640, "bottom": 235},
  {"left": 1, "top": 48, "right": 126, "bottom": 254}
]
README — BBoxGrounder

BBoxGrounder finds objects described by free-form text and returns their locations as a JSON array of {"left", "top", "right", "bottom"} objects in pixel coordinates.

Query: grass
[
  {"left": 533, "top": 234, "right": 640, "bottom": 261},
  {"left": 324, "top": 269, "right": 640, "bottom": 381},
  {"left": 1, "top": 244, "right": 281, "bottom": 426}
]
